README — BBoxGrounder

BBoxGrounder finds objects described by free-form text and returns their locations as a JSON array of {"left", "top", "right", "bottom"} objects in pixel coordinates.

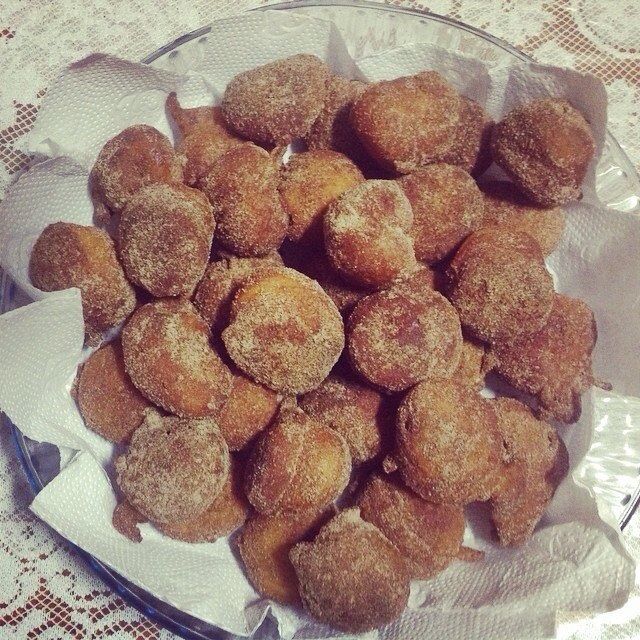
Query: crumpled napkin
[{"left": 0, "top": 9, "right": 637, "bottom": 640}]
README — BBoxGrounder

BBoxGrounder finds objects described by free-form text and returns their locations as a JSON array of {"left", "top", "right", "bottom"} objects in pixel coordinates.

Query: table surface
[{"left": 0, "top": 1, "right": 638, "bottom": 638}]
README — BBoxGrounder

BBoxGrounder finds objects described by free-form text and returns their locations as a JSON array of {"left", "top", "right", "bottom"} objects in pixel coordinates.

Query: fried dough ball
[
  {"left": 485, "top": 294, "right": 597, "bottom": 423},
  {"left": 29, "top": 222, "right": 136, "bottom": 340},
  {"left": 398, "top": 163, "right": 484, "bottom": 264},
  {"left": 245, "top": 408, "right": 351, "bottom": 515},
  {"left": 77, "top": 340, "right": 151, "bottom": 443},
  {"left": 350, "top": 71, "right": 462, "bottom": 174},
  {"left": 193, "top": 255, "right": 283, "bottom": 335},
  {"left": 490, "top": 398, "right": 569, "bottom": 545},
  {"left": 199, "top": 143, "right": 287, "bottom": 256},
  {"left": 480, "top": 181, "right": 566, "bottom": 256},
  {"left": 122, "top": 299, "right": 232, "bottom": 417},
  {"left": 452, "top": 337, "right": 486, "bottom": 390},
  {"left": 118, "top": 183, "right": 214, "bottom": 297},
  {"left": 347, "top": 268, "right": 462, "bottom": 392},
  {"left": 447, "top": 228, "right": 554, "bottom": 343},
  {"left": 115, "top": 412, "right": 230, "bottom": 524},
  {"left": 155, "top": 458, "right": 249, "bottom": 542},
  {"left": 357, "top": 474, "right": 465, "bottom": 578},
  {"left": 441, "top": 97, "right": 493, "bottom": 176},
  {"left": 396, "top": 379, "right": 502, "bottom": 504},
  {"left": 279, "top": 150, "right": 364, "bottom": 243},
  {"left": 218, "top": 371, "right": 280, "bottom": 451},
  {"left": 166, "top": 92, "right": 244, "bottom": 186},
  {"left": 222, "top": 267, "right": 344, "bottom": 394},
  {"left": 300, "top": 374, "right": 388, "bottom": 464},
  {"left": 324, "top": 180, "right": 416, "bottom": 290},
  {"left": 89, "top": 125, "right": 184, "bottom": 222},
  {"left": 221, "top": 54, "right": 330, "bottom": 146},
  {"left": 280, "top": 242, "right": 367, "bottom": 315},
  {"left": 491, "top": 98, "right": 596, "bottom": 206},
  {"left": 304, "top": 75, "right": 370, "bottom": 166},
  {"left": 290, "top": 508, "right": 410, "bottom": 632},
  {"left": 238, "top": 509, "right": 328, "bottom": 605}
]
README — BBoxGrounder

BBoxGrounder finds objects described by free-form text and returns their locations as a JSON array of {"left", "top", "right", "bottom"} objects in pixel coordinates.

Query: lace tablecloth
[{"left": 0, "top": 1, "right": 638, "bottom": 638}]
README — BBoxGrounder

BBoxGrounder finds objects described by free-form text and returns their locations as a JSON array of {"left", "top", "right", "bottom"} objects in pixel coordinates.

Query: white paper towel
[{"left": 0, "top": 9, "right": 638, "bottom": 640}]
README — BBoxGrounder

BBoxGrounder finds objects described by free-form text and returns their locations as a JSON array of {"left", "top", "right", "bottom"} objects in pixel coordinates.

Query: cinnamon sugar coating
[
  {"left": 350, "top": 71, "right": 463, "bottom": 174},
  {"left": 29, "top": 222, "right": 136, "bottom": 340},
  {"left": 122, "top": 299, "right": 232, "bottom": 417},
  {"left": 222, "top": 267, "right": 344, "bottom": 395},
  {"left": 238, "top": 509, "right": 329, "bottom": 605},
  {"left": 446, "top": 228, "right": 554, "bottom": 343},
  {"left": 77, "top": 339, "right": 151, "bottom": 443},
  {"left": 166, "top": 92, "right": 244, "bottom": 186},
  {"left": 324, "top": 180, "right": 416, "bottom": 290},
  {"left": 115, "top": 412, "right": 230, "bottom": 524},
  {"left": 300, "top": 373, "right": 388, "bottom": 464},
  {"left": 245, "top": 408, "right": 351, "bottom": 515},
  {"left": 485, "top": 294, "right": 598, "bottom": 424},
  {"left": 200, "top": 143, "right": 287, "bottom": 257},
  {"left": 89, "top": 124, "right": 183, "bottom": 222},
  {"left": 491, "top": 98, "right": 595, "bottom": 206},
  {"left": 480, "top": 181, "right": 566, "bottom": 256},
  {"left": 490, "top": 398, "right": 568, "bottom": 545},
  {"left": 118, "top": 183, "right": 214, "bottom": 297},
  {"left": 289, "top": 508, "right": 410, "bottom": 632},
  {"left": 398, "top": 163, "right": 484, "bottom": 264},
  {"left": 155, "top": 458, "right": 249, "bottom": 542},
  {"left": 396, "top": 379, "right": 503, "bottom": 504},
  {"left": 279, "top": 150, "right": 364, "bottom": 244},
  {"left": 221, "top": 54, "right": 330, "bottom": 146},
  {"left": 357, "top": 473, "right": 466, "bottom": 579},
  {"left": 347, "top": 267, "right": 462, "bottom": 392}
]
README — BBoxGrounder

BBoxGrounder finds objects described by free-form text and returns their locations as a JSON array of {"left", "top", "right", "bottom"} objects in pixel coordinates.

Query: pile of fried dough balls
[{"left": 29, "top": 53, "right": 602, "bottom": 632}]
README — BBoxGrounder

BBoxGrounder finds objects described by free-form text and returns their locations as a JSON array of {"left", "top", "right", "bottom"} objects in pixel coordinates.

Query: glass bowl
[{"left": 4, "top": 2, "right": 640, "bottom": 638}]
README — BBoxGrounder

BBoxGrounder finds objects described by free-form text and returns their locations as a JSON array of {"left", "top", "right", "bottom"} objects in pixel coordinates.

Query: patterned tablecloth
[{"left": 0, "top": 1, "right": 638, "bottom": 638}]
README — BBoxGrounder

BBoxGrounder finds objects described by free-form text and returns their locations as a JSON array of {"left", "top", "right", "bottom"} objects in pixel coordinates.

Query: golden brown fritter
[
  {"left": 289, "top": 508, "right": 410, "bottom": 632},
  {"left": 347, "top": 268, "right": 462, "bottom": 392},
  {"left": 29, "top": 222, "right": 136, "bottom": 341},
  {"left": 122, "top": 299, "right": 233, "bottom": 417},
  {"left": 491, "top": 98, "right": 595, "bottom": 206},
  {"left": 217, "top": 371, "right": 280, "bottom": 452},
  {"left": 452, "top": 337, "right": 487, "bottom": 390},
  {"left": 237, "top": 509, "right": 329, "bottom": 605},
  {"left": 350, "top": 71, "right": 463, "bottom": 174},
  {"left": 166, "top": 92, "right": 244, "bottom": 186},
  {"left": 222, "top": 267, "right": 344, "bottom": 395},
  {"left": 118, "top": 183, "right": 214, "bottom": 297},
  {"left": 398, "top": 163, "right": 484, "bottom": 264},
  {"left": 480, "top": 180, "right": 566, "bottom": 256},
  {"left": 279, "top": 150, "right": 364, "bottom": 244},
  {"left": 193, "top": 255, "right": 283, "bottom": 336},
  {"left": 485, "top": 293, "right": 598, "bottom": 423},
  {"left": 155, "top": 458, "right": 249, "bottom": 543},
  {"left": 89, "top": 124, "right": 184, "bottom": 222},
  {"left": 77, "top": 340, "right": 151, "bottom": 443},
  {"left": 112, "top": 500, "right": 145, "bottom": 543},
  {"left": 245, "top": 407, "right": 351, "bottom": 515},
  {"left": 358, "top": 473, "right": 466, "bottom": 578},
  {"left": 305, "top": 75, "right": 368, "bottom": 163},
  {"left": 300, "top": 373, "right": 388, "bottom": 464},
  {"left": 199, "top": 143, "right": 287, "bottom": 257},
  {"left": 221, "top": 54, "right": 330, "bottom": 146},
  {"left": 490, "top": 398, "right": 569, "bottom": 545},
  {"left": 115, "top": 412, "right": 230, "bottom": 524},
  {"left": 324, "top": 180, "right": 416, "bottom": 290},
  {"left": 396, "top": 379, "right": 502, "bottom": 504},
  {"left": 446, "top": 228, "right": 554, "bottom": 343}
]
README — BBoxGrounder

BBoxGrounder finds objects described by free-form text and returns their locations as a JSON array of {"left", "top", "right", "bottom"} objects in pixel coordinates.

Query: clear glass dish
[{"left": 3, "top": 1, "right": 640, "bottom": 638}]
